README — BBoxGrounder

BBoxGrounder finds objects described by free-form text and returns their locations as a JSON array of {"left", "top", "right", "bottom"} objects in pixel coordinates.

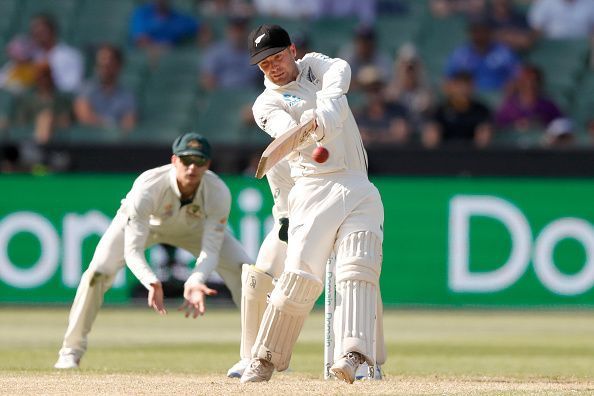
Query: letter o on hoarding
[
  {"left": 0, "top": 212, "right": 59, "bottom": 288},
  {"left": 533, "top": 218, "right": 594, "bottom": 296}
]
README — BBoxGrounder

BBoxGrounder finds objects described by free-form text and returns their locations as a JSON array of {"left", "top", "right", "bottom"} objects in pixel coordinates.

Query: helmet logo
[
  {"left": 255, "top": 33, "right": 265, "bottom": 46},
  {"left": 187, "top": 139, "right": 201, "bottom": 149}
]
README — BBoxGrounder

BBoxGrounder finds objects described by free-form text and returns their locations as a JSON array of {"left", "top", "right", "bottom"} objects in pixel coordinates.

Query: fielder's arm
[
  {"left": 123, "top": 190, "right": 160, "bottom": 289},
  {"left": 123, "top": 189, "right": 165, "bottom": 314}
]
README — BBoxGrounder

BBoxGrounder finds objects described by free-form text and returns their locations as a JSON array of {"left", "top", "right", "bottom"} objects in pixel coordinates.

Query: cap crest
[
  {"left": 255, "top": 33, "right": 266, "bottom": 46},
  {"left": 248, "top": 24, "right": 291, "bottom": 65}
]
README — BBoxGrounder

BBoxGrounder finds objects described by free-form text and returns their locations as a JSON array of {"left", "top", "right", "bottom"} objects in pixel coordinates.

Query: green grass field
[{"left": 1, "top": 307, "right": 593, "bottom": 395}]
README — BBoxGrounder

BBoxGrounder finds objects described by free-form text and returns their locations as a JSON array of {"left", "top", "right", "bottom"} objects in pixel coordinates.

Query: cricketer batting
[
  {"left": 228, "top": 158, "right": 387, "bottom": 380},
  {"left": 240, "top": 25, "right": 385, "bottom": 384},
  {"left": 54, "top": 133, "right": 252, "bottom": 369}
]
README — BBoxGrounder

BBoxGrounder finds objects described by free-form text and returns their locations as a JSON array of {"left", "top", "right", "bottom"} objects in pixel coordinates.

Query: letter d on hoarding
[{"left": 449, "top": 196, "right": 532, "bottom": 292}]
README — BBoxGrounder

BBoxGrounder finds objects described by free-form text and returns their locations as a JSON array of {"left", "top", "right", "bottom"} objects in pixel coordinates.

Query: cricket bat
[{"left": 255, "top": 117, "right": 317, "bottom": 179}]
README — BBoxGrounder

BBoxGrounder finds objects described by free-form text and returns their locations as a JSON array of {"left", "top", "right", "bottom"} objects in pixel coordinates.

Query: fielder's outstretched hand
[
  {"left": 148, "top": 281, "right": 167, "bottom": 315},
  {"left": 179, "top": 283, "right": 218, "bottom": 318}
]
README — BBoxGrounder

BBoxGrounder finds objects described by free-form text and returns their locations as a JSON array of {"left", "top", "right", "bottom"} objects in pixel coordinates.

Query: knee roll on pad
[
  {"left": 335, "top": 231, "right": 382, "bottom": 285},
  {"left": 334, "top": 231, "right": 382, "bottom": 365},
  {"left": 240, "top": 264, "right": 274, "bottom": 359},
  {"left": 252, "top": 270, "right": 323, "bottom": 371}
]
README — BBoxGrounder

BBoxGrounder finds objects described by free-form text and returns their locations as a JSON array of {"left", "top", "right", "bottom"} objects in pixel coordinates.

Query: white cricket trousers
[
  {"left": 59, "top": 212, "right": 250, "bottom": 356},
  {"left": 284, "top": 171, "right": 384, "bottom": 279}
]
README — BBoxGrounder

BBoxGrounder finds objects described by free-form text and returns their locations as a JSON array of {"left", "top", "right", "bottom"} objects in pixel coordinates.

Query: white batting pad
[
  {"left": 252, "top": 270, "right": 323, "bottom": 371},
  {"left": 334, "top": 231, "right": 382, "bottom": 365},
  {"left": 240, "top": 264, "right": 274, "bottom": 359}
]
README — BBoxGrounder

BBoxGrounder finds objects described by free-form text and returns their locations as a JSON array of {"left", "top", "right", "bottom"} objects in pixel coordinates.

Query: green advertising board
[{"left": 1, "top": 175, "right": 593, "bottom": 307}]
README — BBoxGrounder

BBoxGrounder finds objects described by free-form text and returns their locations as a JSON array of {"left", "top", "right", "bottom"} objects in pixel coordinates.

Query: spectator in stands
[
  {"left": 130, "top": 0, "right": 199, "bottom": 48},
  {"left": 318, "top": 0, "right": 377, "bottom": 24},
  {"left": 430, "top": 0, "right": 486, "bottom": 19},
  {"left": 445, "top": 17, "right": 519, "bottom": 93},
  {"left": 355, "top": 65, "right": 411, "bottom": 145},
  {"left": 543, "top": 117, "right": 575, "bottom": 147},
  {"left": 494, "top": 64, "right": 562, "bottom": 131},
  {"left": 29, "top": 14, "right": 84, "bottom": 94},
  {"left": 422, "top": 71, "right": 493, "bottom": 148},
  {"left": 338, "top": 25, "right": 392, "bottom": 91},
  {"left": 200, "top": 16, "right": 260, "bottom": 91},
  {"left": 385, "top": 44, "right": 434, "bottom": 133},
  {"left": 252, "top": 0, "right": 320, "bottom": 19},
  {"left": 74, "top": 45, "right": 137, "bottom": 132},
  {"left": 0, "top": 36, "right": 37, "bottom": 94},
  {"left": 485, "top": 0, "right": 536, "bottom": 52},
  {"left": 528, "top": 0, "right": 594, "bottom": 39},
  {"left": 13, "top": 63, "right": 72, "bottom": 144},
  {"left": 199, "top": 0, "right": 254, "bottom": 17}
]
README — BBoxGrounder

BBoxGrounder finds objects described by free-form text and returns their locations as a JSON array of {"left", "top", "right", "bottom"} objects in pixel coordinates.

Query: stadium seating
[
  {"left": 18, "top": 0, "right": 80, "bottom": 38},
  {"left": 70, "top": 0, "right": 135, "bottom": 50},
  {"left": 310, "top": 17, "right": 359, "bottom": 57},
  {"left": 195, "top": 88, "right": 263, "bottom": 144},
  {"left": 527, "top": 38, "right": 590, "bottom": 111},
  {"left": 0, "top": 89, "right": 13, "bottom": 138},
  {"left": 376, "top": 14, "right": 421, "bottom": 56},
  {"left": 572, "top": 73, "right": 594, "bottom": 130},
  {"left": 417, "top": 15, "right": 467, "bottom": 85},
  {"left": 0, "top": 0, "right": 19, "bottom": 44},
  {"left": 0, "top": 0, "right": 591, "bottom": 149}
]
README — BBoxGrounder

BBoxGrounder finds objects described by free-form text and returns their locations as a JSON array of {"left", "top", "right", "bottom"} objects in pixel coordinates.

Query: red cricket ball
[{"left": 312, "top": 146, "right": 329, "bottom": 163}]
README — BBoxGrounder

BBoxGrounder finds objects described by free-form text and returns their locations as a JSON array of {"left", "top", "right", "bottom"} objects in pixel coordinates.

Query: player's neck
[{"left": 178, "top": 182, "right": 199, "bottom": 200}]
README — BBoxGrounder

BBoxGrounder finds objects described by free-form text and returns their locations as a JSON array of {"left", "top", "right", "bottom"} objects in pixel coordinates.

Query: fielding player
[
  {"left": 241, "top": 25, "right": 385, "bottom": 384},
  {"left": 54, "top": 133, "right": 252, "bottom": 369}
]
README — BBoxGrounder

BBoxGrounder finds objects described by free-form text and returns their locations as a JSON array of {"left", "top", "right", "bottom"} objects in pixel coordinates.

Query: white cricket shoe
[
  {"left": 355, "top": 363, "right": 383, "bottom": 380},
  {"left": 330, "top": 352, "right": 364, "bottom": 384},
  {"left": 227, "top": 358, "right": 250, "bottom": 378},
  {"left": 239, "top": 358, "right": 274, "bottom": 383},
  {"left": 54, "top": 353, "right": 81, "bottom": 369}
]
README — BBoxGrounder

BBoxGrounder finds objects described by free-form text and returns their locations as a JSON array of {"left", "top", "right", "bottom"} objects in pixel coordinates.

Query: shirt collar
[{"left": 168, "top": 165, "right": 182, "bottom": 198}]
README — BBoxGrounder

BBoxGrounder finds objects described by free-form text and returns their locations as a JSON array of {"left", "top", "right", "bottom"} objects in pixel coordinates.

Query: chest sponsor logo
[
  {"left": 161, "top": 203, "right": 174, "bottom": 218},
  {"left": 186, "top": 204, "right": 204, "bottom": 219},
  {"left": 282, "top": 93, "right": 303, "bottom": 107}
]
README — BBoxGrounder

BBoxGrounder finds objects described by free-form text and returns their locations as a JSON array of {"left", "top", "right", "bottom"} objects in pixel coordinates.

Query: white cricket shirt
[
  {"left": 252, "top": 52, "right": 368, "bottom": 180},
  {"left": 119, "top": 165, "right": 231, "bottom": 289}
]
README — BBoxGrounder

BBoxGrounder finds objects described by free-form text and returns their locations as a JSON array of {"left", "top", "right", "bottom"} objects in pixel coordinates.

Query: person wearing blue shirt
[
  {"left": 445, "top": 18, "right": 519, "bottom": 93},
  {"left": 130, "top": 0, "right": 199, "bottom": 48},
  {"left": 200, "top": 16, "right": 260, "bottom": 91}
]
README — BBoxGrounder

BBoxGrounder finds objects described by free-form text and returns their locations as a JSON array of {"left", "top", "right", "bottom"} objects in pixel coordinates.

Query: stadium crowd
[{"left": 0, "top": 0, "right": 594, "bottom": 173}]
